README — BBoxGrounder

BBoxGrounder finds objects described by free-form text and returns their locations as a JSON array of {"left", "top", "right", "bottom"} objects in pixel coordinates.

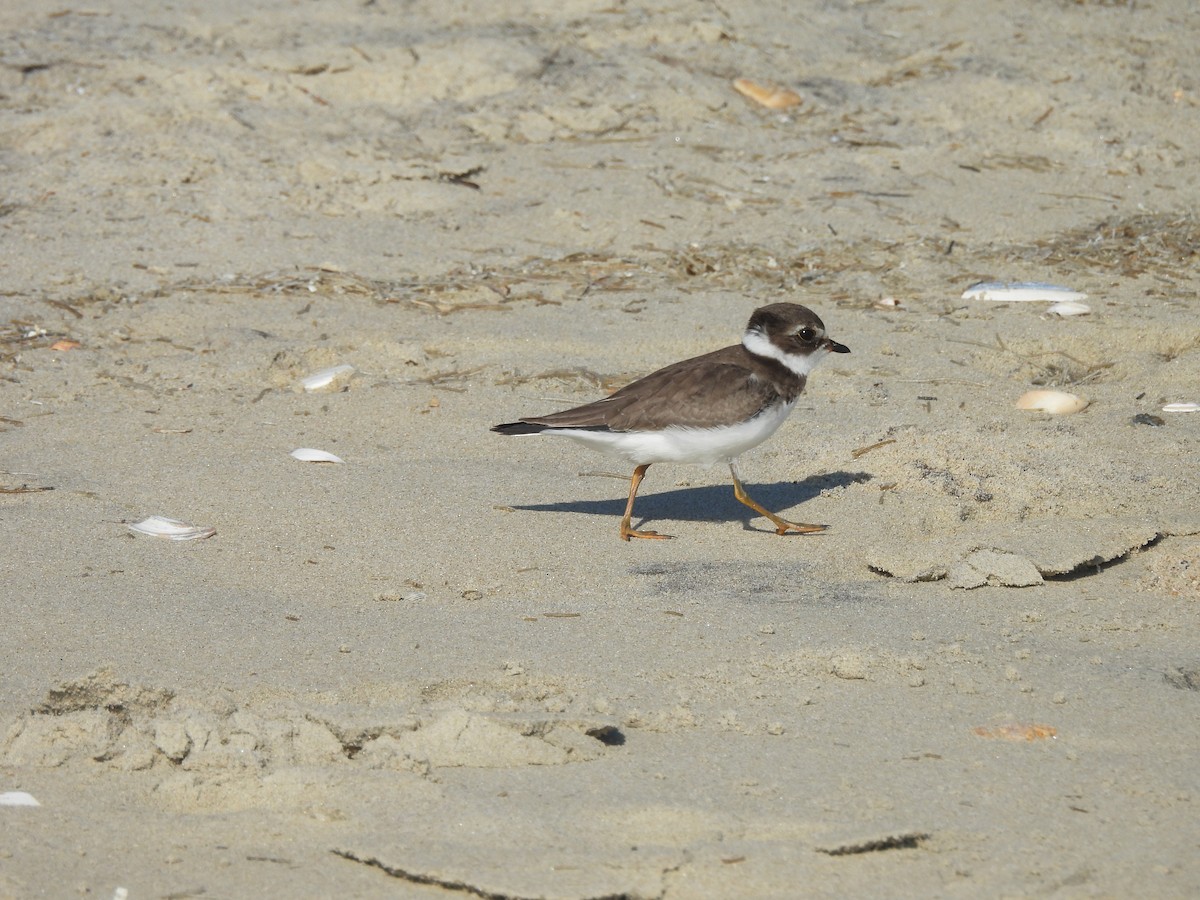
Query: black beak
[{"left": 826, "top": 339, "right": 850, "bottom": 354}]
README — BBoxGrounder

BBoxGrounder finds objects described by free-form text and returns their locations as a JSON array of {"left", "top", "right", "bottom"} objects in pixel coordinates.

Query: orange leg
[
  {"left": 730, "top": 464, "right": 827, "bottom": 535},
  {"left": 620, "top": 464, "right": 672, "bottom": 541}
]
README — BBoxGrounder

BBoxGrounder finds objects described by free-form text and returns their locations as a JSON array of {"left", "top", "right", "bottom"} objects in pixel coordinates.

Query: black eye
[{"left": 797, "top": 327, "right": 817, "bottom": 342}]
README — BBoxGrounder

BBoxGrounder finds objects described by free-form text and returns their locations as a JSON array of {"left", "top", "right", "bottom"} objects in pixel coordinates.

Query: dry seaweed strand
[
  {"left": 172, "top": 265, "right": 570, "bottom": 315},
  {"left": 121, "top": 236, "right": 915, "bottom": 320},
  {"left": 493, "top": 367, "right": 611, "bottom": 390},
  {"left": 45, "top": 213, "right": 1191, "bottom": 336},
  {"left": 1006, "top": 211, "right": 1200, "bottom": 279},
  {"left": 405, "top": 366, "right": 486, "bottom": 389}
]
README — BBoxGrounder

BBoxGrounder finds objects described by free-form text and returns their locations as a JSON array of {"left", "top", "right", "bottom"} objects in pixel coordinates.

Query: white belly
[{"left": 545, "top": 400, "right": 797, "bottom": 466}]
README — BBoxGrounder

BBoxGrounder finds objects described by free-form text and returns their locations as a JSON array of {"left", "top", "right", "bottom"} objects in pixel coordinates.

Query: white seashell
[
  {"left": 1162, "top": 402, "right": 1200, "bottom": 413},
  {"left": 0, "top": 791, "right": 40, "bottom": 807},
  {"left": 1016, "top": 390, "right": 1089, "bottom": 415},
  {"left": 1046, "top": 300, "right": 1091, "bottom": 316},
  {"left": 963, "top": 281, "right": 1088, "bottom": 303},
  {"left": 290, "top": 447, "right": 345, "bottom": 464},
  {"left": 127, "top": 516, "right": 217, "bottom": 541},
  {"left": 299, "top": 364, "right": 354, "bottom": 392}
]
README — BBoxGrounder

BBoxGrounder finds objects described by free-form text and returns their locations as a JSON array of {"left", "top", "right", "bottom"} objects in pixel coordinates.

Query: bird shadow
[{"left": 503, "top": 470, "right": 872, "bottom": 533}]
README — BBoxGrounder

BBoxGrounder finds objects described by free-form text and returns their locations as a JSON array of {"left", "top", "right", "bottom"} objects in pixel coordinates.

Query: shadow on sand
[{"left": 502, "top": 470, "right": 871, "bottom": 534}]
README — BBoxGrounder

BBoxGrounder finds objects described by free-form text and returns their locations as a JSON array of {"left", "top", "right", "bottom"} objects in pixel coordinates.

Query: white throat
[{"left": 742, "top": 328, "right": 825, "bottom": 378}]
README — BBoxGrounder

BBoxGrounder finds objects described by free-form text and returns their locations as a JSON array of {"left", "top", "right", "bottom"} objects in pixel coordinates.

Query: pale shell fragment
[
  {"left": 963, "top": 282, "right": 1088, "bottom": 303},
  {"left": 290, "top": 447, "right": 345, "bottom": 464},
  {"left": 127, "top": 516, "right": 217, "bottom": 541},
  {"left": 299, "top": 364, "right": 354, "bottom": 392},
  {"left": 1162, "top": 402, "right": 1200, "bottom": 413},
  {"left": 1016, "top": 390, "right": 1089, "bottom": 415},
  {"left": 732, "top": 78, "right": 803, "bottom": 110},
  {"left": 1046, "top": 300, "right": 1091, "bottom": 316},
  {"left": 0, "top": 791, "right": 40, "bottom": 807}
]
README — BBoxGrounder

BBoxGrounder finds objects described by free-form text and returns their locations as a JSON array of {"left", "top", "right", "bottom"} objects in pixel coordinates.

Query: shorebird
[{"left": 493, "top": 303, "right": 849, "bottom": 540}]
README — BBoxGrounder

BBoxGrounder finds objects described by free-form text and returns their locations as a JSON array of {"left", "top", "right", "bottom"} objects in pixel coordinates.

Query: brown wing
[{"left": 520, "top": 345, "right": 797, "bottom": 432}]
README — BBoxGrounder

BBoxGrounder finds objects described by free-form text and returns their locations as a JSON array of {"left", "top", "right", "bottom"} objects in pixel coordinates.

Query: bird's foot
[
  {"left": 772, "top": 519, "right": 828, "bottom": 536},
  {"left": 621, "top": 525, "right": 674, "bottom": 541}
]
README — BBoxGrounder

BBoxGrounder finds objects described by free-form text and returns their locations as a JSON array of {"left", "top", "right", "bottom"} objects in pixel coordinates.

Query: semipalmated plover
[{"left": 493, "top": 302, "right": 849, "bottom": 541}]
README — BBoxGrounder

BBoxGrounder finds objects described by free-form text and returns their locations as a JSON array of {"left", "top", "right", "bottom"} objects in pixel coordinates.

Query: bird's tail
[{"left": 491, "top": 421, "right": 547, "bottom": 435}]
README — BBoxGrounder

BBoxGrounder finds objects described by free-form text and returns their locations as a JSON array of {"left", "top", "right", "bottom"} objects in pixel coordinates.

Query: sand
[{"left": 2, "top": 0, "right": 1199, "bottom": 896}]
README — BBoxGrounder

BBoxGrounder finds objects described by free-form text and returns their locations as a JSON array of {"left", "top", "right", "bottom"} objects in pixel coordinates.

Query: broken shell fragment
[
  {"left": 127, "top": 516, "right": 216, "bottom": 541},
  {"left": 732, "top": 78, "right": 803, "bottom": 110},
  {"left": 0, "top": 791, "right": 40, "bottom": 807},
  {"left": 1046, "top": 300, "right": 1091, "bottom": 316},
  {"left": 963, "top": 282, "right": 1087, "bottom": 303},
  {"left": 290, "top": 447, "right": 345, "bottom": 464},
  {"left": 1162, "top": 402, "right": 1200, "bottom": 413},
  {"left": 299, "top": 364, "right": 354, "bottom": 392},
  {"left": 1016, "top": 390, "right": 1088, "bottom": 415}
]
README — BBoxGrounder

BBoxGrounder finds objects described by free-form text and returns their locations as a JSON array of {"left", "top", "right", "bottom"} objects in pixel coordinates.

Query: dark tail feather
[{"left": 492, "top": 421, "right": 547, "bottom": 435}]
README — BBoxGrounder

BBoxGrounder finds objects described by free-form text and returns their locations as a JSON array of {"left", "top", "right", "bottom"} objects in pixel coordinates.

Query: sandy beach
[{"left": 2, "top": 0, "right": 1199, "bottom": 896}]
